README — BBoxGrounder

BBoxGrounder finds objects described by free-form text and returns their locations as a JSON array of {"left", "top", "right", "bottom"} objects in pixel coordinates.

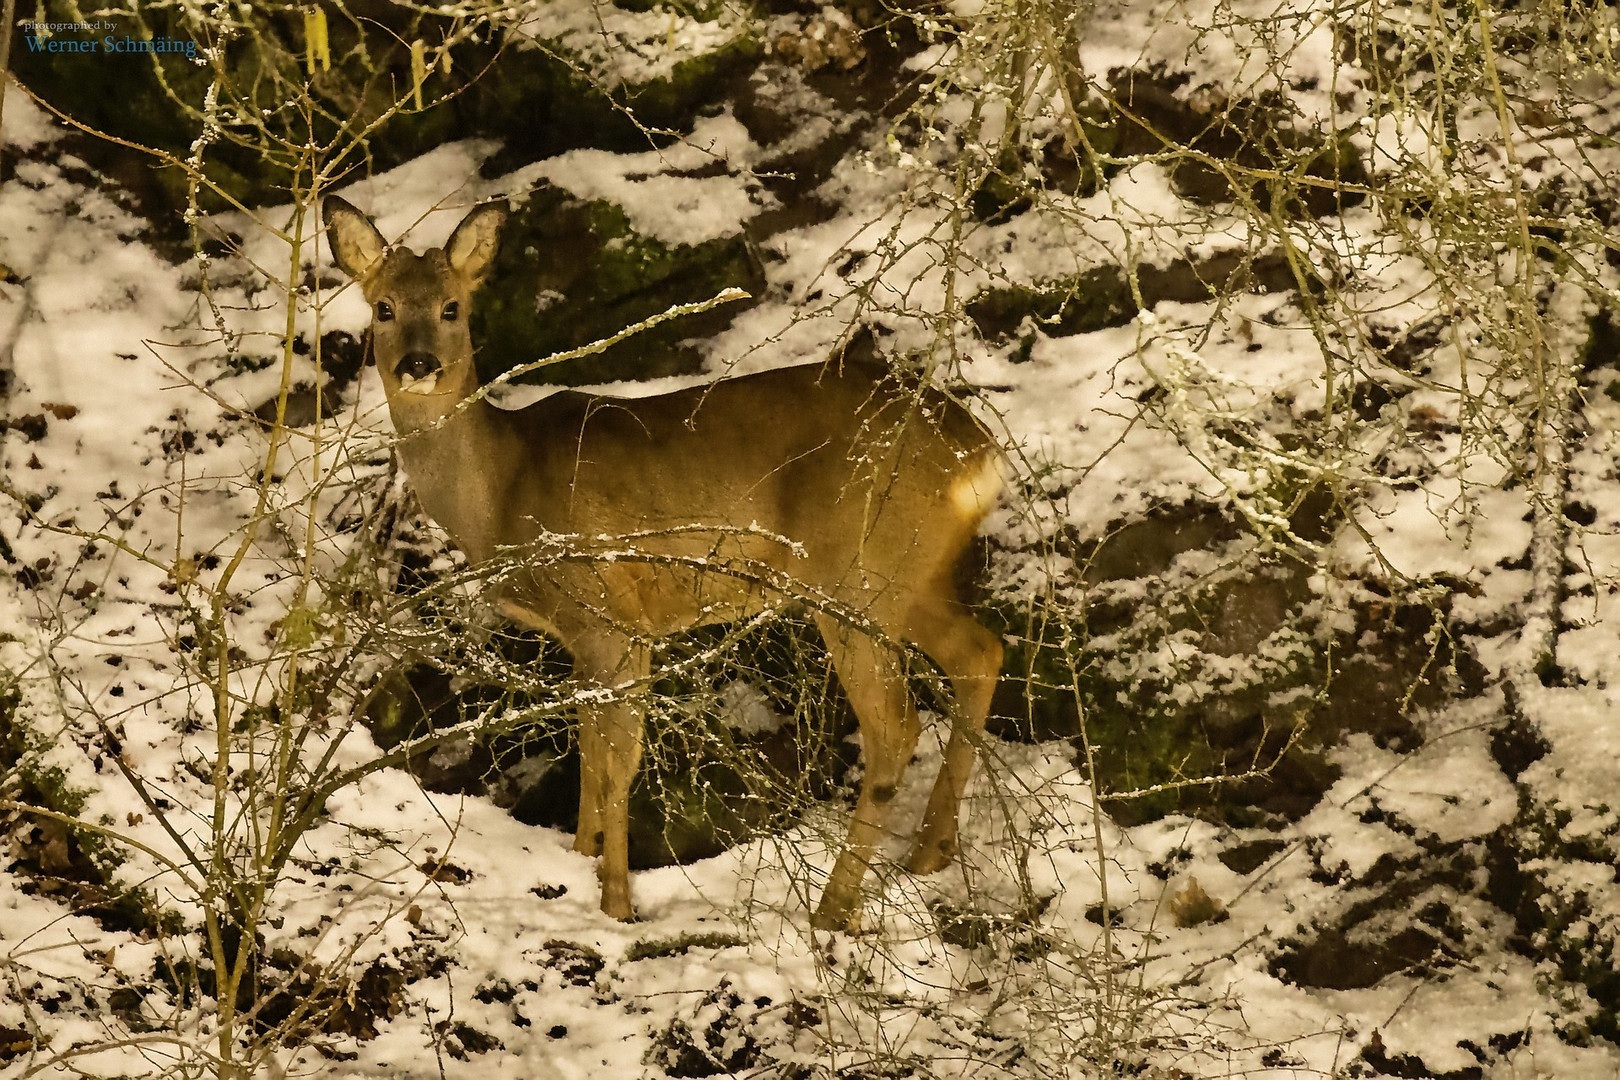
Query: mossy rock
[
  {"left": 1109, "top": 65, "right": 1368, "bottom": 216},
  {"left": 10, "top": 7, "right": 299, "bottom": 209},
  {"left": 0, "top": 678, "right": 86, "bottom": 818},
  {"left": 966, "top": 265, "right": 1137, "bottom": 344},
  {"left": 970, "top": 100, "right": 1120, "bottom": 222},
  {"left": 1497, "top": 784, "right": 1620, "bottom": 1041},
  {"left": 459, "top": 29, "right": 761, "bottom": 175},
  {"left": 967, "top": 247, "right": 1300, "bottom": 351},
  {"left": 980, "top": 495, "right": 1467, "bottom": 826},
  {"left": 986, "top": 580, "right": 1466, "bottom": 826},
  {"left": 365, "top": 615, "right": 854, "bottom": 868},
  {"left": 0, "top": 671, "right": 173, "bottom": 934},
  {"left": 965, "top": 66, "right": 1368, "bottom": 228},
  {"left": 473, "top": 182, "right": 765, "bottom": 386},
  {"left": 14, "top": 3, "right": 759, "bottom": 216},
  {"left": 984, "top": 566, "right": 1323, "bottom": 826}
]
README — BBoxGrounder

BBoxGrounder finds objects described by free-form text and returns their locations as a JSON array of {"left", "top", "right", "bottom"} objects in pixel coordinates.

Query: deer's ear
[
  {"left": 445, "top": 200, "right": 509, "bottom": 284},
  {"left": 324, "top": 196, "right": 387, "bottom": 281}
]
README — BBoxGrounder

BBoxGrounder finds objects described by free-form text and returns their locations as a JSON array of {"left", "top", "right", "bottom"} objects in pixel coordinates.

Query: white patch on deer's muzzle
[
  {"left": 949, "top": 454, "right": 1005, "bottom": 521},
  {"left": 399, "top": 371, "right": 441, "bottom": 395}
]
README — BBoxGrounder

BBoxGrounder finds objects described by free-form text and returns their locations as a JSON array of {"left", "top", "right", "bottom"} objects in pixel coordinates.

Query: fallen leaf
[{"left": 1167, "top": 876, "right": 1226, "bottom": 928}]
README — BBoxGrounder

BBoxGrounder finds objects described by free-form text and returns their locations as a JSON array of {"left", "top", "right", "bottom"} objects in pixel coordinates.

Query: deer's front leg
[{"left": 571, "top": 633, "right": 649, "bottom": 922}]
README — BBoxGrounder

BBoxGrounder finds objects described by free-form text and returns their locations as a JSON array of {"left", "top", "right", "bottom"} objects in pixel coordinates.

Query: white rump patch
[{"left": 949, "top": 454, "right": 1005, "bottom": 521}]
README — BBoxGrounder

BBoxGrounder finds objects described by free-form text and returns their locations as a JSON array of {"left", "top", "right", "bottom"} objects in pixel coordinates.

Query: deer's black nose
[{"left": 395, "top": 352, "right": 443, "bottom": 382}]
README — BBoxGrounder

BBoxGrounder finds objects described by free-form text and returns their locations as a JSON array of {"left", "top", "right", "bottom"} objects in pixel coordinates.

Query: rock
[
  {"left": 473, "top": 183, "right": 765, "bottom": 385},
  {"left": 361, "top": 615, "right": 855, "bottom": 869},
  {"left": 966, "top": 249, "right": 1299, "bottom": 351},
  {"left": 645, "top": 982, "right": 763, "bottom": 1078},
  {"left": 970, "top": 97, "right": 1119, "bottom": 221},
  {"left": 13, "top": 2, "right": 759, "bottom": 216},
  {"left": 1109, "top": 65, "right": 1368, "bottom": 216},
  {"left": 985, "top": 500, "right": 1480, "bottom": 827},
  {"left": 963, "top": 64, "right": 1366, "bottom": 233},
  {"left": 468, "top": 29, "right": 761, "bottom": 175},
  {"left": 1218, "top": 837, "right": 1287, "bottom": 874},
  {"left": 966, "top": 265, "right": 1136, "bottom": 343}
]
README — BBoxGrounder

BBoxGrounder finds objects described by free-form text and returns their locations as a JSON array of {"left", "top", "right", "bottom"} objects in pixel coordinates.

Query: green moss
[
  {"left": 451, "top": 26, "right": 759, "bottom": 169},
  {"left": 12, "top": 6, "right": 315, "bottom": 210},
  {"left": 625, "top": 930, "right": 747, "bottom": 962},
  {"left": 1, "top": 678, "right": 88, "bottom": 817},
  {"left": 970, "top": 149, "right": 1033, "bottom": 225},
  {"left": 15, "top": 3, "right": 757, "bottom": 211},
  {"left": 363, "top": 616, "right": 850, "bottom": 869},
  {"left": 1, "top": 671, "right": 181, "bottom": 936},
  {"left": 971, "top": 102, "right": 1119, "bottom": 222},
  {"left": 629, "top": 740, "right": 755, "bottom": 866},
  {"left": 982, "top": 499, "right": 1458, "bottom": 828},
  {"left": 984, "top": 600, "right": 1313, "bottom": 826},
  {"left": 622, "top": 32, "right": 760, "bottom": 119},
  {"left": 472, "top": 182, "right": 763, "bottom": 386},
  {"left": 965, "top": 265, "right": 1136, "bottom": 343},
  {"left": 1074, "top": 100, "right": 1120, "bottom": 167},
  {"left": 627, "top": 621, "right": 851, "bottom": 867}
]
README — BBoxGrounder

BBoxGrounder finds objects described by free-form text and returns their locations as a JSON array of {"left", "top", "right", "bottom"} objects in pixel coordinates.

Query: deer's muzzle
[{"left": 395, "top": 352, "right": 444, "bottom": 395}]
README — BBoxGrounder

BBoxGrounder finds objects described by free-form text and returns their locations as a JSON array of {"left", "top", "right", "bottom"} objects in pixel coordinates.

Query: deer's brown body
[{"left": 326, "top": 196, "right": 1004, "bottom": 929}]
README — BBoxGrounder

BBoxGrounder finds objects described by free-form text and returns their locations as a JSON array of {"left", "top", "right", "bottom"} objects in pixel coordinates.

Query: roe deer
[{"left": 324, "top": 195, "right": 1004, "bottom": 930}]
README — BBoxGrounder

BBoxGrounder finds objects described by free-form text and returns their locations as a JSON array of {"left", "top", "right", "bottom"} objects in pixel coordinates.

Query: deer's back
[{"left": 497, "top": 361, "right": 997, "bottom": 633}]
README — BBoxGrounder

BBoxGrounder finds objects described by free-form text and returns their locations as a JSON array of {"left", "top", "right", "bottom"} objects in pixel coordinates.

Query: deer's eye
[
  {"left": 376, "top": 301, "right": 394, "bottom": 322},
  {"left": 441, "top": 301, "right": 459, "bottom": 322}
]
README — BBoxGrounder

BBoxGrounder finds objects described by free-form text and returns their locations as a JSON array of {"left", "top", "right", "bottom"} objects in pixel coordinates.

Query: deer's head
[{"left": 324, "top": 196, "right": 509, "bottom": 417}]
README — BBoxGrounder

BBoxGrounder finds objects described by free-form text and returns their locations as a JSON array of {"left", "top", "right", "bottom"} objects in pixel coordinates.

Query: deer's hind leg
[
  {"left": 810, "top": 613, "right": 921, "bottom": 931},
  {"left": 903, "top": 593, "right": 1003, "bottom": 875}
]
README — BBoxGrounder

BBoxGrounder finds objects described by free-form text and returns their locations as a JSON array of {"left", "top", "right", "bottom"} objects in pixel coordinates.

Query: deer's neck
[{"left": 389, "top": 389, "right": 517, "bottom": 565}]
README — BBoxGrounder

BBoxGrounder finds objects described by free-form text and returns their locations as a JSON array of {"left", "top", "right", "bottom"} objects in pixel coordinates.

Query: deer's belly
[{"left": 506, "top": 555, "right": 779, "bottom": 640}]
